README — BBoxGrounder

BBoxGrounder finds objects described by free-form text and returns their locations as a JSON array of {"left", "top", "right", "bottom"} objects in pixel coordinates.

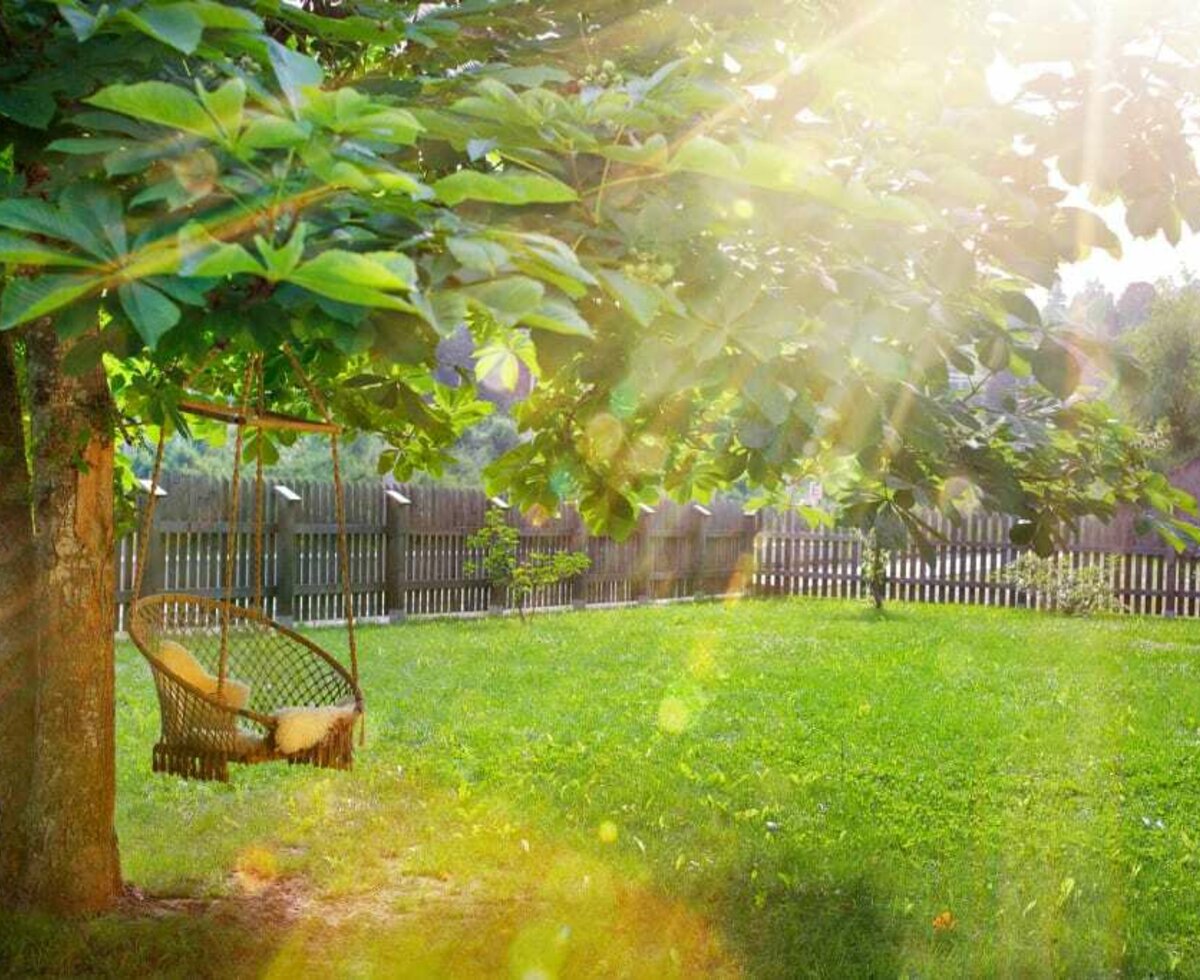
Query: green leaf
[
  {"left": 179, "top": 223, "right": 264, "bottom": 277},
  {"left": 86, "top": 82, "right": 217, "bottom": 139},
  {"left": 1030, "top": 339, "right": 1080, "bottom": 398},
  {"left": 46, "top": 138, "right": 132, "bottom": 155},
  {"left": 0, "top": 232, "right": 98, "bottom": 268},
  {"left": 745, "top": 372, "right": 792, "bottom": 425},
  {"left": 522, "top": 298, "right": 593, "bottom": 337},
  {"left": 287, "top": 250, "right": 416, "bottom": 308},
  {"left": 597, "top": 269, "right": 662, "bottom": 326},
  {"left": 447, "top": 237, "right": 510, "bottom": 276},
  {"left": 1126, "top": 193, "right": 1172, "bottom": 239},
  {"left": 580, "top": 488, "right": 637, "bottom": 539},
  {"left": 412, "top": 290, "right": 469, "bottom": 337},
  {"left": 475, "top": 345, "right": 522, "bottom": 388},
  {"left": 198, "top": 78, "right": 246, "bottom": 140},
  {"left": 303, "top": 90, "right": 422, "bottom": 144},
  {"left": 976, "top": 334, "right": 1010, "bottom": 373},
  {"left": 929, "top": 238, "right": 975, "bottom": 293},
  {"left": 1, "top": 275, "right": 100, "bottom": 330},
  {"left": 103, "top": 143, "right": 165, "bottom": 178},
  {"left": 1055, "top": 207, "right": 1122, "bottom": 259},
  {"left": 998, "top": 290, "right": 1042, "bottom": 326},
  {"left": 237, "top": 113, "right": 311, "bottom": 150},
  {"left": 292, "top": 250, "right": 414, "bottom": 291},
  {"left": 147, "top": 276, "right": 209, "bottom": 308},
  {"left": 190, "top": 0, "right": 262, "bottom": 31},
  {"left": 0, "top": 199, "right": 109, "bottom": 260},
  {"left": 61, "top": 334, "right": 107, "bottom": 377},
  {"left": 433, "top": 170, "right": 578, "bottom": 206},
  {"left": 118, "top": 281, "right": 181, "bottom": 348},
  {"left": 600, "top": 134, "right": 670, "bottom": 168},
  {"left": 254, "top": 224, "right": 308, "bottom": 280},
  {"left": 462, "top": 277, "right": 545, "bottom": 324},
  {"left": 267, "top": 38, "right": 324, "bottom": 113},
  {"left": 508, "top": 234, "right": 597, "bottom": 298},
  {"left": 670, "top": 136, "right": 741, "bottom": 179},
  {"left": 118, "top": 4, "right": 204, "bottom": 54},
  {"left": 61, "top": 182, "right": 127, "bottom": 258},
  {"left": 485, "top": 65, "right": 572, "bottom": 87},
  {"left": 56, "top": 3, "right": 100, "bottom": 42},
  {"left": 371, "top": 169, "right": 434, "bottom": 199},
  {"left": 0, "top": 86, "right": 57, "bottom": 129},
  {"left": 868, "top": 194, "right": 928, "bottom": 225},
  {"left": 56, "top": 297, "right": 100, "bottom": 340}
]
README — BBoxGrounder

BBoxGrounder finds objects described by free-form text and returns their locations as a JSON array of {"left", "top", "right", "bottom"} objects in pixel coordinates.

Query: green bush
[
  {"left": 993, "top": 552, "right": 1123, "bottom": 616},
  {"left": 466, "top": 509, "right": 590, "bottom": 620}
]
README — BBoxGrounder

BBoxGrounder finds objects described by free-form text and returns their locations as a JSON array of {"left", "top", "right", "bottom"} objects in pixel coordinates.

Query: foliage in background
[
  {"left": 510, "top": 551, "right": 591, "bottom": 620},
  {"left": 994, "top": 552, "right": 1123, "bottom": 616},
  {"left": 1044, "top": 279, "right": 1158, "bottom": 340},
  {"left": 1125, "top": 284, "right": 1200, "bottom": 464},
  {"left": 466, "top": 508, "right": 590, "bottom": 621},
  {"left": 123, "top": 414, "right": 520, "bottom": 486}
]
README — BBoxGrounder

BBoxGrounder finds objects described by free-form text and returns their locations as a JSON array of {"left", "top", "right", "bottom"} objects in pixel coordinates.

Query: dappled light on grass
[
  {"left": 9, "top": 601, "right": 1200, "bottom": 975},
  {"left": 239, "top": 774, "right": 737, "bottom": 977},
  {"left": 657, "top": 695, "right": 693, "bottom": 734}
]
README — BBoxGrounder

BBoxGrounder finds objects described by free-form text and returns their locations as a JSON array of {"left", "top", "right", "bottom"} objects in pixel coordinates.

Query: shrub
[
  {"left": 993, "top": 552, "right": 1123, "bottom": 616},
  {"left": 466, "top": 509, "right": 591, "bottom": 620},
  {"left": 859, "top": 530, "right": 889, "bottom": 610}
]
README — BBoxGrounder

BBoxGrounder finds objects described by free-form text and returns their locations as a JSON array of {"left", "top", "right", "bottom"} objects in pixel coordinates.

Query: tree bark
[
  {"left": 21, "top": 322, "right": 121, "bottom": 914},
  {"left": 0, "top": 334, "right": 36, "bottom": 904}
]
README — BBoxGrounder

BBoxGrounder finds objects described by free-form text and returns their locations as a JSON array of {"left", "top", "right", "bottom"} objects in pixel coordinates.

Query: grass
[{"left": 4, "top": 598, "right": 1200, "bottom": 977}]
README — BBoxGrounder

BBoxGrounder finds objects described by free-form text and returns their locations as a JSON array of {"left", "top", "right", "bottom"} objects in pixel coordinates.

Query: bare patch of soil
[{"left": 117, "top": 859, "right": 530, "bottom": 936}]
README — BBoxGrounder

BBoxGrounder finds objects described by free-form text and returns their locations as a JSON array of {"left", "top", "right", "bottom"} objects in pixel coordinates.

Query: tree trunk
[
  {"left": 0, "top": 334, "right": 36, "bottom": 904},
  {"left": 21, "top": 322, "right": 121, "bottom": 914}
]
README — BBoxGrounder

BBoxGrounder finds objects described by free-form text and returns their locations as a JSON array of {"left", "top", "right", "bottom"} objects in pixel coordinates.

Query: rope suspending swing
[{"left": 129, "top": 354, "right": 365, "bottom": 782}]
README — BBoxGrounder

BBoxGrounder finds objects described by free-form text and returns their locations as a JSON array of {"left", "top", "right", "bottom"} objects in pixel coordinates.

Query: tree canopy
[
  {"left": 4, "top": 0, "right": 1200, "bottom": 558},
  {"left": 1126, "top": 283, "right": 1200, "bottom": 464}
]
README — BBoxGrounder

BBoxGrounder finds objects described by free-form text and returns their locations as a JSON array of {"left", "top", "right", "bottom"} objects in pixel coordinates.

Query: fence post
[
  {"left": 633, "top": 503, "right": 656, "bottom": 604},
  {"left": 740, "top": 510, "right": 760, "bottom": 598},
  {"left": 384, "top": 487, "right": 412, "bottom": 618},
  {"left": 274, "top": 484, "right": 301, "bottom": 626},
  {"left": 385, "top": 488, "right": 411, "bottom": 623},
  {"left": 137, "top": 479, "right": 168, "bottom": 597},
  {"left": 571, "top": 509, "right": 589, "bottom": 610},
  {"left": 1165, "top": 551, "right": 1179, "bottom": 618},
  {"left": 690, "top": 503, "right": 712, "bottom": 599},
  {"left": 489, "top": 497, "right": 511, "bottom": 615}
]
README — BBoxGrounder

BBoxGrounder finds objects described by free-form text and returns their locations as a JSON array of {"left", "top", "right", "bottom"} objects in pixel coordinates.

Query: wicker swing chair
[{"left": 129, "top": 355, "right": 365, "bottom": 782}]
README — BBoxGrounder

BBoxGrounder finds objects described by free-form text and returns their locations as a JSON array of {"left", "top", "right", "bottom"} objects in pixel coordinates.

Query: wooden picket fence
[
  {"left": 754, "top": 509, "right": 1200, "bottom": 616},
  {"left": 115, "top": 475, "right": 1200, "bottom": 632},
  {"left": 114, "top": 475, "right": 755, "bottom": 632}
]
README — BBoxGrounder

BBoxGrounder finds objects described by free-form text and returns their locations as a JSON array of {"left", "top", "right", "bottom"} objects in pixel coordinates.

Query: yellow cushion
[
  {"left": 272, "top": 704, "right": 357, "bottom": 755},
  {"left": 158, "top": 640, "right": 251, "bottom": 710}
]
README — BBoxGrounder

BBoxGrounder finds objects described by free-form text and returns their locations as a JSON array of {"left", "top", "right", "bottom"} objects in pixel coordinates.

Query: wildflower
[{"left": 932, "top": 910, "right": 956, "bottom": 932}]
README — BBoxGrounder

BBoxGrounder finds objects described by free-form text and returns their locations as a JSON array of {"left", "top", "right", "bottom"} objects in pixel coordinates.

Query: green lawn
[{"left": 5, "top": 599, "right": 1200, "bottom": 977}]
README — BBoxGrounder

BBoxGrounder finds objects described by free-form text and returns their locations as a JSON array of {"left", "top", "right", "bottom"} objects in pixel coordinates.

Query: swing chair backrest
[{"left": 130, "top": 594, "right": 359, "bottom": 720}]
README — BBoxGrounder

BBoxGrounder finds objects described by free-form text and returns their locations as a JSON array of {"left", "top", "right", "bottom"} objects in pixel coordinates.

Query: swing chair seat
[{"left": 130, "top": 594, "right": 363, "bottom": 783}]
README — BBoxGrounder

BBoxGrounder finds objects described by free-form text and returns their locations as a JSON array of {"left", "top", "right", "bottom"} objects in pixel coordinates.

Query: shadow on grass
[
  {"left": 0, "top": 896, "right": 285, "bottom": 979},
  {"left": 714, "top": 868, "right": 903, "bottom": 979}
]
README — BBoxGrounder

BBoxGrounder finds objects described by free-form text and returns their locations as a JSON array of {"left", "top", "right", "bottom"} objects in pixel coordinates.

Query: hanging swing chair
[{"left": 129, "top": 354, "right": 365, "bottom": 782}]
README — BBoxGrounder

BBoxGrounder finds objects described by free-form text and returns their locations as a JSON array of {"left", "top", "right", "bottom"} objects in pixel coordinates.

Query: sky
[
  {"left": 984, "top": 56, "right": 1200, "bottom": 299},
  {"left": 1060, "top": 216, "right": 1200, "bottom": 296}
]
